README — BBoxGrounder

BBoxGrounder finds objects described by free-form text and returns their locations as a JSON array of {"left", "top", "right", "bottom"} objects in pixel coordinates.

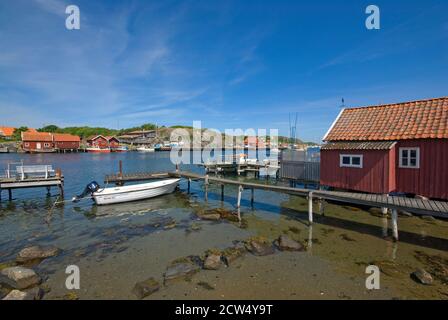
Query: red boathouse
[{"left": 320, "top": 97, "right": 448, "bottom": 200}]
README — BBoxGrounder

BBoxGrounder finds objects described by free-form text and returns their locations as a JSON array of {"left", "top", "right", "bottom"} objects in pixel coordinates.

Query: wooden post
[
  {"left": 318, "top": 199, "right": 325, "bottom": 216},
  {"left": 221, "top": 184, "right": 224, "bottom": 201},
  {"left": 308, "top": 191, "right": 313, "bottom": 224},
  {"left": 204, "top": 174, "right": 209, "bottom": 201},
  {"left": 119, "top": 160, "right": 123, "bottom": 178},
  {"left": 382, "top": 194, "right": 389, "bottom": 215},
  {"left": 8, "top": 189, "right": 12, "bottom": 201},
  {"left": 391, "top": 209, "right": 399, "bottom": 241},
  {"left": 187, "top": 178, "right": 191, "bottom": 193},
  {"left": 237, "top": 185, "right": 243, "bottom": 208},
  {"left": 46, "top": 186, "right": 51, "bottom": 196},
  {"left": 251, "top": 188, "right": 254, "bottom": 206}
]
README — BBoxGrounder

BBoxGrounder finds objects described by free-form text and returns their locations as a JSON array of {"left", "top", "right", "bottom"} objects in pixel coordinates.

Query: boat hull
[
  {"left": 87, "top": 147, "right": 111, "bottom": 153},
  {"left": 93, "top": 179, "right": 179, "bottom": 205}
]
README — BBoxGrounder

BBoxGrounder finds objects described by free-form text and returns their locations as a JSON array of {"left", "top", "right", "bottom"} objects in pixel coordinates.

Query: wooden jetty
[
  {"left": 0, "top": 163, "right": 64, "bottom": 201},
  {"left": 103, "top": 164, "right": 448, "bottom": 241}
]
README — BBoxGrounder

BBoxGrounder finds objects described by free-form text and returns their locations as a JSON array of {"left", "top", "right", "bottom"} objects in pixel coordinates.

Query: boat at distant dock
[
  {"left": 137, "top": 146, "right": 155, "bottom": 152},
  {"left": 86, "top": 147, "right": 111, "bottom": 153},
  {"left": 112, "top": 146, "right": 128, "bottom": 152}
]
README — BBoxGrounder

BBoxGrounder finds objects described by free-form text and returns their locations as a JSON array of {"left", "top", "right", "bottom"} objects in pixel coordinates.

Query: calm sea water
[{"left": 1, "top": 152, "right": 447, "bottom": 300}]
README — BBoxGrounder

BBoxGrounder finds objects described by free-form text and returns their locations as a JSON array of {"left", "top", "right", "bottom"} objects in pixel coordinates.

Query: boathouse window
[
  {"left": 44, "top": 143, "right": 50, "bottom": 147},
  {"left": 399, "top": 147, "right": 420, "bottom": 169},
  {"left": 24, "top": 142, "right": 29, "bottom": 147},
  {"left": 339, "top": 154, "right": 363, "bottom": 168}
]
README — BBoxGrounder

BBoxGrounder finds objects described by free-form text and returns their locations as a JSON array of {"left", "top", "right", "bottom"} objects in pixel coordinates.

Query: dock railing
[
  {"left": 2, "top": 162, "right": 56, "bottom": 181},
  {"left": 280, "top": 160, "right": 320, "bottom": 183}
]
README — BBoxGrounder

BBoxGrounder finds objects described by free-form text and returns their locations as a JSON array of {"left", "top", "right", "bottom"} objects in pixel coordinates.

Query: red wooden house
[
  {"left": 321, "top": 97, "right": 448, "bottom": 200},
  {"left": 21, "top": 132, "right": 54, "bottom": 152},
  {"left": 53, "top": 133, "right": 81, "bottom": 150},
  {"left": 87, "top": 135, "right": 120, "bottom": 148}
]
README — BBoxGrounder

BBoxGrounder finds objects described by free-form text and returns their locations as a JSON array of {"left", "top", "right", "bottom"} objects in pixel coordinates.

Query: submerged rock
[
  {"left": 16, "top": 245, "right": 60, "bottom": 264},
  {"left": 411, "top": 269, "right": 433, "bottom": 285},
  {"left": 201, "top": 214, "right": 221, "bottom": 221},
  {"left": 132, "top": 277, "right": 160, "bottom": 299},
  {"left": 275, "top": 235, "right": 304, "bottom": 251},
  {"left": 245, "top": 237, "right": 275, "bottom": 256},
  {"left": 222, "top": 246, "right": 246, "bottom": 266},
  {"left": 164, "top": 259, "right": 201, "bottom": 284},
  {"left": 0, "top": 266, "right": 41, "bottom": 290},
  {"left": 203, "top": 254, "right": 222, "bottom": 270},
  {"left": 2, "top": 287, "right": 44, "bottom": 300}
]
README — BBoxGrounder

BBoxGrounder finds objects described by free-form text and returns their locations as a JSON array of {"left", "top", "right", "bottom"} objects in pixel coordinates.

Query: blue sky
[{"left": 0, "top": 0, "right": 447, "bottom": 142}]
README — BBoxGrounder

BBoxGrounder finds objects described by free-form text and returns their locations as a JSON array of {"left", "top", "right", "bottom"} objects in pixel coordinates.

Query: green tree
[
  {"left": 12, "top": 127, "right": 29, "bottom": 141},
  {"left": 39, "top": 125, "right": 60, "bottom": 133}
]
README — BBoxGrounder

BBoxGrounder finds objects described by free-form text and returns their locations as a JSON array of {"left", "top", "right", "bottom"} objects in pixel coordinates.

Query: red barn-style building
[
  {"left": 321, "top": 97, "right": 448, "bottom": 200},
  {"left": 21, "top": 132, "right": 54, "bottom": 152},
  {"left": 53, "top": 133, "right": 81, "bottom": 150},
  {"left": 87, "top": 135, "right": 120, "bottom": 148}
]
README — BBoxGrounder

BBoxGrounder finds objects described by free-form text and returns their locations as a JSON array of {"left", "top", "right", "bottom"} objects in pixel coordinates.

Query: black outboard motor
[{"left": 72, "top": 181, "right": 100, "bottom": 202}]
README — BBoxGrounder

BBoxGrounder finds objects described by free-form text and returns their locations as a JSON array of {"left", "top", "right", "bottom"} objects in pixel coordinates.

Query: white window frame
[
  {"left": 44, "top": 143, "right": 50, "bottom": 147},
  {"left": 24, "top": 142, "right": 29, "bottom": 147},
  {"left": 340, "top": 154, "right": 363, "bottom": 168},
  {"left": 399, "top": 147, "right": 420, "bottom": 169}
]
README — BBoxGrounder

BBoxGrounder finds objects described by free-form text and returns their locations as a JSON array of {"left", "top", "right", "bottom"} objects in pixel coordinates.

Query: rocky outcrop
[
  {"left": 275, "top": 235, "right": 304, "bottom": 251},
  {"left": 0, "top": 266, "right": 41, "bottom": 290},
  {"left": 164, "top": 258, "right": 201, "bottom": 284},
  {"left": 203, "top": 254, "right": 222, "bottom": 270},
  {"left": 132, "top": 277, "right": 160, "bottom": 299},
  {"left": 201, "top": 214, "right": 221, "bottom": 221},
  {"left": 245, "top": 237, "right": 275, "bottom": 256},
  {"left": 1, "top": 287, "right": 44, "bottom": 300},
  {"left": 222, "top": 246, "right": 246, "bottom": 266},
  {"left": 16, "top": 245, "right": 60, "bottom": 264},
  {"left": 411, "top": 269, "right": 433, "bottom": 285}
]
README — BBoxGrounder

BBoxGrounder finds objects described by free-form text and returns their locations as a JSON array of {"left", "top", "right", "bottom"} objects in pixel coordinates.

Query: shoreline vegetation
[{"left": 0, "top": 123, "right": 318, "bottom": 152}]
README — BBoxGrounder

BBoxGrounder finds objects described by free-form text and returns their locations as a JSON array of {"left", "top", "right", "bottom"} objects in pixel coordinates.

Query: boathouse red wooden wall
[
  {"left": 395, "top": 139, "right": 448, "bottom": 200},
  {"left": 320, "top": 148, "right": 396, "bottom": 195}
]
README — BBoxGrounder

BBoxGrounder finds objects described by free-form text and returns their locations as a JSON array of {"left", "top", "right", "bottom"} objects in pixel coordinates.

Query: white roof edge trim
[{"left": 322, "top": 108, "right": 345, "bottom": 142}]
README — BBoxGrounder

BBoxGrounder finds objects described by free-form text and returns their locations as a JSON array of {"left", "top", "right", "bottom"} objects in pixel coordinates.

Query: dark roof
[
  {"left": 324, "top": 97, "right": 448, "bottom": 141},
  {"left": 321, "top": 141, "right": 397, "bottom": 151}
]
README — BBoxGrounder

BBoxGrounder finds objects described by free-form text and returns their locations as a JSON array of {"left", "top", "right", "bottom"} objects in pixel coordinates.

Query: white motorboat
[
  {"left": 93, "top": 179, "right": 179, "bottom": 205},
  {"left": 73, "top": 179, "right": 179, "bottom": 205},
  {"left": 137, "top": 146, "right": 155, "bottom": 152}
]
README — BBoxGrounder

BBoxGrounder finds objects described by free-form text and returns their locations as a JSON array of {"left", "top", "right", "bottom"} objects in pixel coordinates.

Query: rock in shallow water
[
  {"left": 16, "top": 245, "right": 60, "bottom": 264},
  {"left": 164, "top": 261, "right": 200, "bottom": 283},
  {"left": 2, "top": 287, "right": 44, "bottom": 300},
  {"left": 203, "top": 254, "right": 222, "bottom": 270},
  {"left": 132, "top": 277, "right": 160, "bottom": 299},
  {"left": 0, "top": 266, "right": 41, "bottom": 290},
  {"left": 201, "top": 214, "right": 221, "bottom": 221},
  {"left": 275, "top": 235, "right": 304, "bottom": 251},
  {"left": 411, "top": 269, "right": 433, "bottom": 285},
  {"left": 245, "top": 238, "right": 275, "bottom": 256}
]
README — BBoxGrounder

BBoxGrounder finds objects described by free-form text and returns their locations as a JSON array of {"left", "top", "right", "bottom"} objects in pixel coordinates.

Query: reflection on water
[{"left": 0, "top": 152, "right": 448, "bottom": 299}]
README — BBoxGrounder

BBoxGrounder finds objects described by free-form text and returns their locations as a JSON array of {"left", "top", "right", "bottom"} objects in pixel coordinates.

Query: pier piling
[
  {"left": 237, "top": 185, "right": 243, "bottom": 208},
  {"left": 221, "top": 184, "right": 224, "bottom": 201},
  {"left": 251, "top": 188, "right": 254, "bottom": 206},
  {"left": 308, "top": 191, "right": 313, "bottom": 224},
  {"left": 391, "top": 209, "right": 399, "bottom": 241}
]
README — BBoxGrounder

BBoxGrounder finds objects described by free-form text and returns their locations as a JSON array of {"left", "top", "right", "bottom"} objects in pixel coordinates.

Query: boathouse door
[{"left": 36, "top": 143, "right": 41, "bottom": 150}]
